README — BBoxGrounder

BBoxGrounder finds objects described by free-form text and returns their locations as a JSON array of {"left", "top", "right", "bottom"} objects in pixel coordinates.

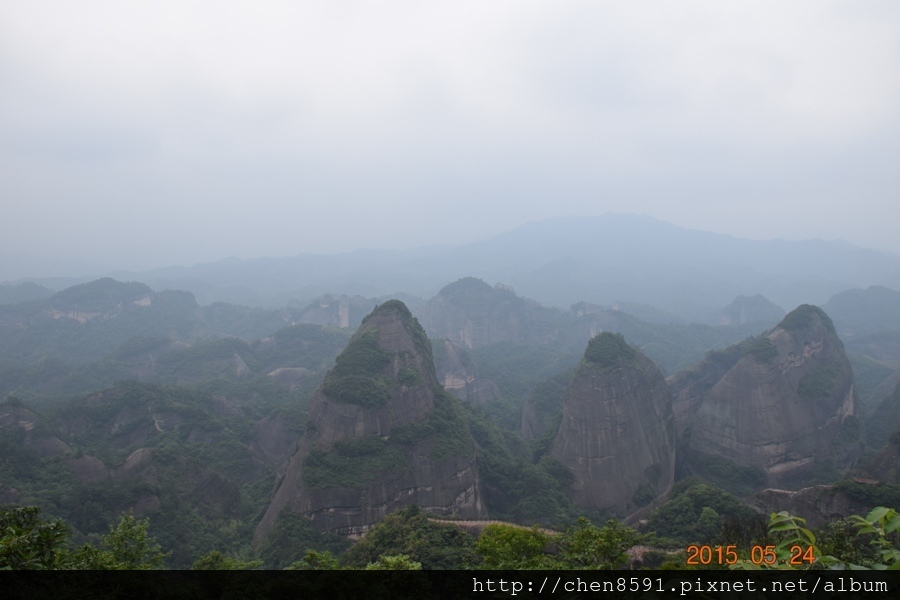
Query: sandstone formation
[
  {"left": 254, "top": 300, "right": 484, "bottom": 541},
  {"left": 672, "top": 305, "right": 861, "bottom": 489},
  {"left": 418, "top": 278, "right": 560, "bottom": 348},
  {"left": 296, "top": 294, "right": 372, "bottom": 329},
  {"left": 432, "top": 339, "right": 500, "bottom": 405},
  {"left": 550, "top": 333, "right": 676, "bottom": 516},
  {"left": 862, "top": 426, "right": 900, "bottom": 484},
  {"left": 520, "top": 369, "right": 572, "bottom": 441},
  {"left": 865, "top": 380, "right": 900, "bottom": 451}
]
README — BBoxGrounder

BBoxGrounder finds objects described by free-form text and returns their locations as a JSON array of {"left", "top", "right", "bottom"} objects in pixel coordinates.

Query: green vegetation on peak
[
  {"left": 320, "top": 299, "right": 438, "bottom": 408},
  {"left": 583, "top": 332, "right": 638, "bottom": 369},
  {"left": 778, "top": 304, "right": 837, "bottom": 336},
  {"left": 50, "top": 278, "right": 152, "bottom": 312},
  {"left": 359, "top": 299, "right": 433, "bottom": 360},
  {"left": 438, "top": 277, "right": 493, "bottom": 298},
  {"left": 701, "top": 333, "right": 779, "bottom": 373},
  {"left": 362, "top": 299, "right": 413, "bottom": 324},
  {"left": 321, "top": 328, "right": 392, "bottom": 408}
]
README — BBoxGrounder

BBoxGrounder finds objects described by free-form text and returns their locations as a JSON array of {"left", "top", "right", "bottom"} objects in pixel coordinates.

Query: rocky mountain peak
[
  {"left": 311, "top": 300, "right": 438, "bottom": 446},
  {"left": 677, "top": 304, "right": 860, "bottom": 490},
  {"left": 583, "top": 331, "right": 639, "bottom": 369},
  {"left": 49, "top": 278, "right": 153, "bottom": 313},
  {"left": 418, "top": 277, "right": 559, "bottom": 348},
  {"left": 777, "top": 303, "right": 837, "bottom": 337},
  {"left": 254, "top": 300, "right": 484, "bottom": 540},
  {"left": 550, "top": 333, "right": 676, "bottom": 516}
]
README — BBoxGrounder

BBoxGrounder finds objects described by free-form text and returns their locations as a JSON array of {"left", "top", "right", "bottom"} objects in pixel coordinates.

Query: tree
[
  {"left": 342, "top": 505, "right": 477, "bottom": 569},
  {"left": 364, "top": 554, "right": 422, "bottom": 570},
  {"left": 732, "top": 506, "right": 900, "bottom": 570},
  {"left": 70, "top": 511, "right": 168, "bottom": 570},
  {"left": 0, "top": 506, "right": 70, "bottom": 570},
  {"left": 474, "top": 524, "right": 559, "bottom": 569},
  {"left": 191, "top": 550, "right": 263, "bottom": 570},
  {"left": 557, "top": 517, "right": 640, "bottom": 569},
  {"left": 285, "top": 550, "right": 341, "bottom": 570}
]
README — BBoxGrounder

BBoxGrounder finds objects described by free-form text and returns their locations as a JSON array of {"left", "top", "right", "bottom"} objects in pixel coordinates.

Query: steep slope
[
  {"left": 255, "top": 300, "right": 484, "bottom": 540},
  {"left": 865, "top": 381, "right": 900, "bottom": 452},
  {"left": 677, "top": 305, "right": 861, "bottom": 490},
  {"left": 432, "top": 339, "right": 500, "bottom": 405},
  {"left": 550, "top": 333, "right": 676, "bottom": 516},
  {"left": 293, "top": 294, "right": 373, "bottom": 329}
]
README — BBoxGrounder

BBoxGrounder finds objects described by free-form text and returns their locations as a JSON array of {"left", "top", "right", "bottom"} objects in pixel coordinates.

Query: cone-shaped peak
[
  {"left": 321, "top": 299, "right": 438, "bottom": 410},
  {"left": 552, "top": 333, "right": 676, "bottom": 516},
  {"left": 254, "top": 299, "right": 484, "bottom": 539},
  {"left": 776, "top": 304, "right": 837, "bottom": 337}
]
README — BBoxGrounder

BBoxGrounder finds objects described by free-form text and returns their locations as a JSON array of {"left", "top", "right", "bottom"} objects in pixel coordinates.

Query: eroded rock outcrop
[
  {"left": 674, "top": 305, "right": 861, "bottom": 489},
  {"left": 254, "top": 300, "right": 484, "bottom": 541},
  {"left": 550, "top": 333, "right": 676, "bottom": 516},
  {"left": 432, "top": 339, "right": 500, "bottom": 405},
  {"left": 296, "top": 294, "right": 372, "bottom": 329}
]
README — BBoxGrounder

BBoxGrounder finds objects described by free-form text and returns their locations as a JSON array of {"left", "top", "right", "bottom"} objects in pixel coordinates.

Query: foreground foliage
[{"left": 1, "top": 506, "right": 167, "bottom": 569}]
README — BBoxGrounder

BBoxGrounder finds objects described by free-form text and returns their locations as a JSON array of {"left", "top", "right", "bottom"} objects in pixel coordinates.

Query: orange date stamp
[{"left": 685, "top": 544, "right": 816, "bottom": 566}]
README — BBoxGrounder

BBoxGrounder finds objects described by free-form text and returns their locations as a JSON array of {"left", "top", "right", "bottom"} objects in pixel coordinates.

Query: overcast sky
[{"left": 2, "top": 1, "right": 899, "bottom": 278}]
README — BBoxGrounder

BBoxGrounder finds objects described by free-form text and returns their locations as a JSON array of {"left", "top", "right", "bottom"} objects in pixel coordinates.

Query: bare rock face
[
  {"left": 266, "top": 367, "right": 312, "bottom": 390},
  {"left": 254, "top": 300, "right": 484, "bottom": 541},
  {"left": 862, "top": 427, "right": 900, "bottom": 484},
  {"left": 550, "top": 333, "right": 676, "bottom": 516},
  {"left": 296, "top": 294, "right": 372, "bottom": 329},
  {"left": 678, "top": 305, "right": 861, "bottom": 488},
  {"left": 418, "top": 278, "right": 560, "bottom": 348},
  {"left": 432, "top": 339, "right": 500, "bottom": 405}
]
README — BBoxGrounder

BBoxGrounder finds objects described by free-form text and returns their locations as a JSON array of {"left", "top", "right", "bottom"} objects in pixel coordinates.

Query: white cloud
[{"left": 0, "top": 0, "right": 898, "bottom": 271}]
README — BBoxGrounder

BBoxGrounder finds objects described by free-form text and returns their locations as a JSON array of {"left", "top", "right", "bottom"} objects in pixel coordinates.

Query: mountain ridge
[{"left": 7, "top": 214, "right": 900, "bottom": 319}]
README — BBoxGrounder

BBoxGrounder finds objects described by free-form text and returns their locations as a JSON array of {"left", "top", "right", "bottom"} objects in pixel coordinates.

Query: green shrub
[
  {"left": 302, "top": 438, "right": 409, "bottom": 489},
  {"left": 321, "top": 328, "right": 392, "bottom": 407},
  {"left": 797, "top": 365, "right": 843, "bottom": 399},
  {"left": 691, "top": 452, "right": 767, "bottom": 497},
  {"left": 584, "top": 333, "right": 638, "bottom": 369},
  {"left": 744, "top": 336, "right": 778, "bottom": 363},
  {"left": 779, "top": 304, "right": 837, "bottom": 335}
]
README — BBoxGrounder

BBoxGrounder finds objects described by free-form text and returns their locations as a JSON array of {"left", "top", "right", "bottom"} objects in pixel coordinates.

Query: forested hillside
[{"left": 2, "top": 276, "right": 899, "bottom": 569}]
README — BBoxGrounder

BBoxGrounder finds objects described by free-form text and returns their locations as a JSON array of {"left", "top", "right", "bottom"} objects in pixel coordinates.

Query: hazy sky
[{"left": 2, "top": 1, "right": 899, "bottom": 277}]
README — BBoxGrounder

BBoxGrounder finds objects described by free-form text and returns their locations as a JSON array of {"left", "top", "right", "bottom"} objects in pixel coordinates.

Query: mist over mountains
[
  {"left": 3, "top": 214, "right": 900, "bottom": 568},
  {"left": 6, "top": 214, "right": 900, "bottom": 321}
]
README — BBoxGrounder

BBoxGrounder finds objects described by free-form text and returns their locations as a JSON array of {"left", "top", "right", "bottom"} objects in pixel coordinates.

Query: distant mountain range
[{"left": 5, "top": 214, "right": 900, "bottom": 321}]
